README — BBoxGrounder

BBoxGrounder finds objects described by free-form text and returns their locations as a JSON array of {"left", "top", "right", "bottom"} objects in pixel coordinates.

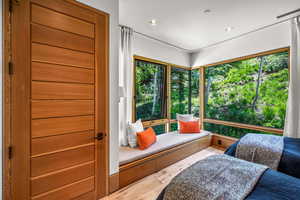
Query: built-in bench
[{"left": 119, "top": 131, "right": 211, "bottom": 188}]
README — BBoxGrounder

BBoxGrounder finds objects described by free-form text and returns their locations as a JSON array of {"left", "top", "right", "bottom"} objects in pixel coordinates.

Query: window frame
[
  {"left": 133, "top": 55, "right": 192, "bottom": 132},
  {"left": 133, "top": 47, "right": 289, "bottom": 137},
  {"left": 194, "top": 47, "right": 290, "bottom": 135}
]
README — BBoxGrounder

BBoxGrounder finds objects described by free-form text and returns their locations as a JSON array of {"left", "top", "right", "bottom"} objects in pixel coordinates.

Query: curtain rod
[
  {"left": 277, "top": 8, "right": 300, "bottom": 19},
  {"left": 118, "top": 24, "right": 189, "bottom": 51}
]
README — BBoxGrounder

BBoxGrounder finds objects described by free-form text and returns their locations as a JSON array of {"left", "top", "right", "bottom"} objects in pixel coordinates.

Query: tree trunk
[{"left": 252, "top": 56, "right": 264, "bottom": 110}]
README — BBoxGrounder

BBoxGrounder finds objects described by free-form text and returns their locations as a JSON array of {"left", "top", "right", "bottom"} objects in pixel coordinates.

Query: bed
[
  {"left": 156, "top": 155, "right": 300, "bottom": 200},
  {"left": 225, "top": 136, "right": 300, "bottom": 179}
]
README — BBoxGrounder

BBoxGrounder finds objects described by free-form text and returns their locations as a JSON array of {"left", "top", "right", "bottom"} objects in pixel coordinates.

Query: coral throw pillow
[
  {"left": 179, "top": 120, "right": 201, "bottom": 133},
  {"left": 137, "top": 127, "right": 157, "bottom": 150}
]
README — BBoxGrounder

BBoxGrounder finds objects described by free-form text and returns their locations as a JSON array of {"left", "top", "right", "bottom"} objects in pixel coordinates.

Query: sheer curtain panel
[
  {"left": 119, "top": 26, "right": 134, "bottom": 146},
  {"left": 284, "top": 17, "right": 300, "bottom": 138}
]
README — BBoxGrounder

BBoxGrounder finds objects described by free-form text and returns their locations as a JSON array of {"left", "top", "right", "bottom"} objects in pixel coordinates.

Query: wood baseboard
[
  {"left": 119, "top": 135, "right": 211, "bottom": 189},
  {"left": 211, "top": 134, "right": 238, "bottom": 150},
  {"left": 109, "top": 173, "right": 119, "bottom": 194}
]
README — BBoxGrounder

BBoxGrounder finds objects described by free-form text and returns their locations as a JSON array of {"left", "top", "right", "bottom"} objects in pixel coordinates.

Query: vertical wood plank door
[{"left": 8, "top": 0, "right": 109, "bottom": 199}]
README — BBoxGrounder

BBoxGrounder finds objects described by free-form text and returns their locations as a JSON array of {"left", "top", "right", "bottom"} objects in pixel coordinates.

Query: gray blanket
[
  {"left": 163, "top": 154, "right": 268, "bottom": 200},
  {"left": 236, "top": 133, "right": 284, "bottom": 170}
]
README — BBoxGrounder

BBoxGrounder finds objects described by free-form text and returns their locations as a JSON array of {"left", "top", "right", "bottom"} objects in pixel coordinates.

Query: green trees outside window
[
  {"left": 134, "top": 49, "right": 288, "bottom": 138},
  {"left": 135, "top": 60, "right": 167, "bottom": 121},
  {"left": 205, "top": 51, "right": 289, "bottom": 132},
  {"left": 170, "top": 68, "right": 200, "bottom": 119}
]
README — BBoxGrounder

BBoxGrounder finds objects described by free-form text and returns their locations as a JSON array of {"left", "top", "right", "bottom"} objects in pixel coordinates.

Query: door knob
[{"left": 95, "top": 133, "right": 106, "bottom": 140}]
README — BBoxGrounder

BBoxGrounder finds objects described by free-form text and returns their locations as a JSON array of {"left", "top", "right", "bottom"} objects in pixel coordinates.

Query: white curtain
[
  {"left": 119, "top": 26, "right": 134, "bottom": 146},
  {"left": 284, "top": 17, "right": 300, "bottom": 138}
]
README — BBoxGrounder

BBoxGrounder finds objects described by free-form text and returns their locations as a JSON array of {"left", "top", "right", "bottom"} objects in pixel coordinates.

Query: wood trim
[
  {"left": 94, "top": 12, "right": 110, "bottom": 199},
  {"left": 133, "top": 55, "right": 190, "bottom": 70},
  {"left": 142, "top": 119, "right": 169, "bottom": 127},
  {"left": 192, "top": 47, "right": 290, "bottom": 69},
  {"left": 211, "top": 134, "right": 238, "bottom": 150},
  {"left": 200, "top": 68, "right": 205, "bottom": 127},
  {"left": 119, "top": 135, "right": 211, "bottom": 188},
  {"left": 3, "top": 0, "right": 11, "bottom": 199},
  {"left": 166, "top": 65, "right": 171, "bottom": 132},
  {"left": 120, "top": 135, "right": 211, "bottom": 171},
  {"left": 203, "top": 119, "right": 284, "bottom": 134},
  {"left": 109, "top": 173, "right": 119, "bottom": 194}
]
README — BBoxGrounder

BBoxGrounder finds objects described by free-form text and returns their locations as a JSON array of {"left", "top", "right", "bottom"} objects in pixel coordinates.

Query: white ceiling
[{"left": 119, "top": 0, "right": 300, "bottom": 52}]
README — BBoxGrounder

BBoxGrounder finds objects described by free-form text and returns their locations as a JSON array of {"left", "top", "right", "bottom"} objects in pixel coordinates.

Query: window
[
  {"left": 133, "top": 49, "right": 288, "bottom": 138},
  {"left": 135, "top": 59, "right": 167, "bottom": 121},
  {"left": 204, "top": 50, "right": 289, "bottom": 137},
  {"left": 170, "top": 68, "right": 190, "bottom": 119},
  {"left": 170, "top": 68, "right": 200, "bottom": 119},
  {"left": 191, "top": 69, "right": 200, "bottom": 117},
  {"left": 134, "top": 57, "right": 200, "bottom": 135}
]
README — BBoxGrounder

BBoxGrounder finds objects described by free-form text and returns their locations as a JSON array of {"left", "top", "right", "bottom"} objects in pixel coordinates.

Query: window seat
[
  {"left": 118, "top": 130, "right": 211, "bottom": 189},
  {"left": 119, "top": 130, "right": 211, "bottom": 165}
]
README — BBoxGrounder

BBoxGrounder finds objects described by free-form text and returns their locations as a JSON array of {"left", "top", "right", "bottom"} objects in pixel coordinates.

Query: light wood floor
[{"left": 101, "top": 147, "right": 223, "bottom": 200}]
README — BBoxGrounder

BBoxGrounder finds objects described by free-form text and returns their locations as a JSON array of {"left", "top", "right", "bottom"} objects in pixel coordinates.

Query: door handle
[{"left": 95, "top": 133, "right": 106, "bottom": 140}]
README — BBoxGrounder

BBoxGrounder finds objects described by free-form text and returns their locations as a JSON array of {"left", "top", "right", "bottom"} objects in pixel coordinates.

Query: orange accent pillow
[
  {"left": 137, "top": 127, "right": 157, "bottom": 150},
  {"left": 179, "top": 120, "right": 201, "bottom": 133}
]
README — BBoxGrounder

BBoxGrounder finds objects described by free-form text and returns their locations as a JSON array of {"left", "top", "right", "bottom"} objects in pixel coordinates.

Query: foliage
[
  {"left": 205, "top": 52, "right": 289, "bottom": 130},
  {"left": 152, "top": 125, "right": 166, "bottom": 135},
  {"left": 204, "top": 123, "right": 275, "bottom": 138},
  {"left": 135, "top": 60, "right": 166, "bottom": 121},
  {"left": 170, "top": 68, "right": 200, "bottom": 119}
]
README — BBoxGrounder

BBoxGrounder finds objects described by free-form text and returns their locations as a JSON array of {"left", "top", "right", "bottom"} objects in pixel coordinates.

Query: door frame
[{"left": 3, "top": 0, "right": 110, "bottom": 199}]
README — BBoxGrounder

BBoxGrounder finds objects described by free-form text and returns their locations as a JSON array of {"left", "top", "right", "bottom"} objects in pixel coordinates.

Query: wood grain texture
[
  {"left": 31, "top": 130, "right": 94, "bottom": 156},
  {"left": 32, "top": 62, "right": 94, "bottom": 84},
  {"left": 32, "top": 100, "right": 94, "bottom": 119},
  {"left": 95, "top": 14, "right": 110, "bottom": 199},
  {"left": 31, "top": 145, "right": 95, "bottom": 177},
  {"left": 31, "top": 161, "right": 94, "bottom": 196},
  {"left": 119, "top": 135, "right": 211, "bottom": 188},
  {"left": 7, "top": 1, "right": 32, "bottom": 199},
  {"left": 31, "top": 177, "right": 94, "bottom": 200},
  {"left": 32, "top": 115, "right": 94, "bottom": 138},
  {"left": 32, "top": 81, "right": 94, "bottom": 100},
  {"left": 109, "top": 173, "right": 119, "bottom": 194},
  {"left": 32, "top": 23, "right": 94, "bottom": 53},
  {"left": 31, "top": 0, "right": 97, "bottom": 24},
  {"left": 211, "top": 134, "right": 238, "bottom": 150},
  {"left": 31, "top": 4, "right": 95, "bottom": 38},
  {"left": 106, "top": 147, "right": 223, "bottom": 200},
  {"left": 32, "top": 43, "right": 94, "bottom": 69}
]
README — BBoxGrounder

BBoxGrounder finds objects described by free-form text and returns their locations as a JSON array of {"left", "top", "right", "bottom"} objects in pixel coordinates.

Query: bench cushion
[{"left": 119, "top": 130, "right": 211, "bottom": 165}]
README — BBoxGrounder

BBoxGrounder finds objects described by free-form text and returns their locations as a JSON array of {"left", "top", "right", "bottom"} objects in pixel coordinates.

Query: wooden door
[{"left": 5, "top": 0, "right": 109, "bottom": 199}]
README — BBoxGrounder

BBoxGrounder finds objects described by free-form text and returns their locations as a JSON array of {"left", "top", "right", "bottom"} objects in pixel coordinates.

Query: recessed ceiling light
[
  {"left": 149, "top": 19, "right": 157, "bottom": 26},
  {"left": 203, "top": 9, "right": 211, "bottom": 14},
  {"left": 225, "top": 27, "right": 233, "bottom": 32}
]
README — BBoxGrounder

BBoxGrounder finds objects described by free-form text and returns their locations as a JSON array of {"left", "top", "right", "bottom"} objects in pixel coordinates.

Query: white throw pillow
[
  {"left": 127, "top": 119, "right": 144, "bottom": 148},
  {"left": 176, "top": 114, "right": 194, "bottom": 130}
]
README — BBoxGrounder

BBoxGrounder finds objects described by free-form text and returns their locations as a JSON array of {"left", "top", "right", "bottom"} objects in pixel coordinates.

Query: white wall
[
  {"left": 77, "top": 0, "right": 119, "bottom": 175},
  {"left": 190, "top": 22, "right": 291, "bottom": 67},
  {"left": 133, "top": 33, "right": 190, "bottom": 66}
]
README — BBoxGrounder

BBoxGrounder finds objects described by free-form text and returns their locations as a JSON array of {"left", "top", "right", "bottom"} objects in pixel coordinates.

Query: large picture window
[
  {"left": 204, "top": 50, "right": 289, "bottom": 137},
  {"left": 135, "top": 59, "right": 167, "bottom": 121},
  {"left": 133, "top": 48, "right": 289, "bottom": 138}
]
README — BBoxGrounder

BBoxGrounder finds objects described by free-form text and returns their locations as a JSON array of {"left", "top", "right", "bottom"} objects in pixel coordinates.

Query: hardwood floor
[{"left": 101, "top": 147, "right": 223, "bottom": 200}]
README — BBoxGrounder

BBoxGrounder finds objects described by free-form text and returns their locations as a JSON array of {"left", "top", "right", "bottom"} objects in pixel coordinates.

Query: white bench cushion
[{"left": 119, "top": 130, "right": 211, "bottom": 165}]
